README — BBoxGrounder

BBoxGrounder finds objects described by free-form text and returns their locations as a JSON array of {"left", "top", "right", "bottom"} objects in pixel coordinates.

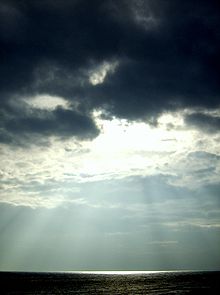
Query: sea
[{"left": 0, "top": 270, "right": 219, "bottom": 294}]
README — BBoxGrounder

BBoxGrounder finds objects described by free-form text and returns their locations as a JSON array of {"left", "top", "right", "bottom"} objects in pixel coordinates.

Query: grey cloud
[
  {"left": 188, "top": 151, "right": 220, "bottom": 160},
  {"left": 185, "top": 112, "right": 220, "bottom": 133}
]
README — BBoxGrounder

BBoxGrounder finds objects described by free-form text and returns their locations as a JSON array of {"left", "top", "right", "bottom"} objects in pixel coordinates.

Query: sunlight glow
[
  {"left": 92, "top": 111, "right": 193, "bottom": 154},
  {"left": 75, "top": 111, "right": 198, "bottom": 181}
]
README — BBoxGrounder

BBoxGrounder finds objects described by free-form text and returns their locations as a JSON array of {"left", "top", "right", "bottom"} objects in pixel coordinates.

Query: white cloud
[
  {"left": 0, "top": 110, "right": 220, "bottom": 207},
  {"left": 23, "top": 94, "right": 70, "bottom": 111},
  {"left": 89, "top": 61, "right": 118, "bottom": 85}
]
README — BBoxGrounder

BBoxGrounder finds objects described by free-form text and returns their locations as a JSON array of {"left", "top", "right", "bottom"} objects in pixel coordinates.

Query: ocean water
[{"left": 0, "top": 270, "right": 219, "bottom": 294}]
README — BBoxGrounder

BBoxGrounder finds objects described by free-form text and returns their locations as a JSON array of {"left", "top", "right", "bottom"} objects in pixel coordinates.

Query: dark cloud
[
  {"left": 0, "top": 103, "right": 99, "bottom": 145},
  {"left": 0, "top": 0, "right": 220, "bottom": 143},
  {"left": 185, "top": 112, "right": 220, "bottom": 133}
]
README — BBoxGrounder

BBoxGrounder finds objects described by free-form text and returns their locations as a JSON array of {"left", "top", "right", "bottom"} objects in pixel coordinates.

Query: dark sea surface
[{"left": 0, "top": 271, "right": 219, "bottom": 294}]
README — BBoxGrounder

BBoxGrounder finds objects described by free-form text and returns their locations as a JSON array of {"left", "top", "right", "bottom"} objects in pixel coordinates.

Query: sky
[{"left": 0, "top": 0, "right": 220, "bottom": 271}]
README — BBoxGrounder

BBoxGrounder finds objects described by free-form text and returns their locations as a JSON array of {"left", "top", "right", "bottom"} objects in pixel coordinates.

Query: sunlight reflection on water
[{"left": 0, "top": 270, "right": 219, "bottom": 294}]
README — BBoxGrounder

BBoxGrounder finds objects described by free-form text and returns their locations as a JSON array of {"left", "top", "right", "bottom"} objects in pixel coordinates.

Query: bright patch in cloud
[
  {"left": 89, "top": 61, "right": 118, "bottom": 85},
  {"left": 24, "top": 94, "right": 69, "bottom": 110}
]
